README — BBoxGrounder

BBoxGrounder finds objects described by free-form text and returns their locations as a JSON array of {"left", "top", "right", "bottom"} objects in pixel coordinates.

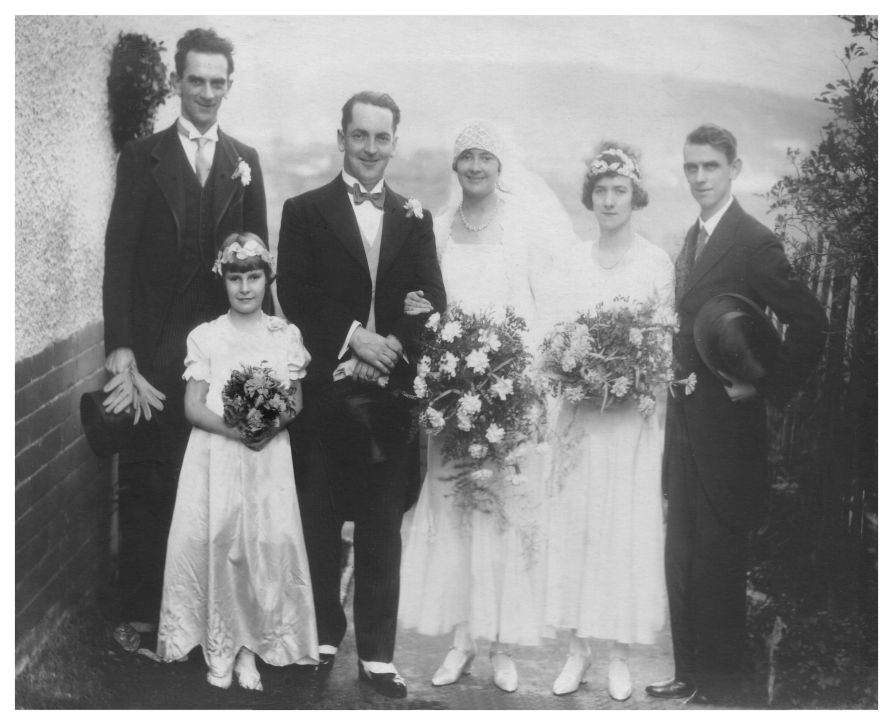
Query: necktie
[
  {"left": 351, "top": 183, "right": 385, "bottom": 209},
  {"left": 695, "top": 224, "right": 708, "bottom": 261},
  {"left": 194, "top": 137, "right": 212, "bottom": 187}
]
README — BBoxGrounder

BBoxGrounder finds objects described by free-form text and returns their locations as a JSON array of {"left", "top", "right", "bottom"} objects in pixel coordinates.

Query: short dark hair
[
  {"left": 175, "top": 28, "right": 235, "bottom": 77},
  {"left": 581, "top": 141, "right": 649, "bottom": 211},
  {"left": 217, "top": 232, "right": 275, "bottom": 313},
  {"left": 685, "top": 124, "right": 738, "bottom": 164},
  {"left": 341, "top": 91, "right": 401, "bottom": 133}
]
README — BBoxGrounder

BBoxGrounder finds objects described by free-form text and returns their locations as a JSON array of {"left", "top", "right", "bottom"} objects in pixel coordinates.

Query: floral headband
[
  {"left": 211, "top": 238, "right": 275, "bottom": 277},
  {"left": 588, "top": 147, "right": 641, "bottom": 181}
]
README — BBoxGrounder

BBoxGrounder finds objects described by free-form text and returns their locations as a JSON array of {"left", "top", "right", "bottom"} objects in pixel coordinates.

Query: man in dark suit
[
  {"left": 277, "top": 91, "right": 445, "bottom": 698},
  {"left": 646, "top": 124, "right": 826, "bottom": 703},
  {"left": 102, "top": 28, "right": 266, "bottom": 629}
]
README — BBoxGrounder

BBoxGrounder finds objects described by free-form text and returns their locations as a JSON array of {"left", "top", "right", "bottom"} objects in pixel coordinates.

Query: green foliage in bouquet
[
  {"left": 536, "top": 295, "right": 690, "bottom": 417},
  {"left": 413, "top": 305, "right": 540, "bottom": 519},
  {"left": 221, "top": 362, "right": 297, "bottom": 442}
]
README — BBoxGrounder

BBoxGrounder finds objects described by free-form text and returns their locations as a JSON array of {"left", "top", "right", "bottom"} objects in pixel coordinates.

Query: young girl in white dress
[
  {"left": 542, "top": 144, "right": 673, "bottom": 700},
  {"left": 156, "top": 233, "right": 318, "bottom": 690}
]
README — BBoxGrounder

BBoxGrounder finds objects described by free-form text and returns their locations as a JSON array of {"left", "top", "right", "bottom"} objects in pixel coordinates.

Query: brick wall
[{"left": 15, "top": 320, "right": 113, "bottom": 670}]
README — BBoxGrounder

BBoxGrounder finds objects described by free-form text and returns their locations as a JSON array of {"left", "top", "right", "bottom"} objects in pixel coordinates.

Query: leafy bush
[{"left": 107, "top": 33, "right": 170, "bottom": 152}]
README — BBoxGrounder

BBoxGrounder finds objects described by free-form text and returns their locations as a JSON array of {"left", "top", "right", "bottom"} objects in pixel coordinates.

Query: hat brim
[
  {"left": 80, "top": 390, "right": 133, "bottom": 457},
  {"left": 694, "top": 293, "right": 782, "bottom": 383}
]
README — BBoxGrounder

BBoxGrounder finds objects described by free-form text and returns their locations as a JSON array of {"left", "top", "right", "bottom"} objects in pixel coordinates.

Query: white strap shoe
[
  {"left": 432, "top": 644, "right": 477, "bottom": 686},
  {"left": 608, "top": 658, "right": 632, "bottom": 701},
  {"left": 552, "top": 653, "right": 592, "bottom": 695},
  {"left": 490, "top": 652, "right": 518, "bottom": 692}
]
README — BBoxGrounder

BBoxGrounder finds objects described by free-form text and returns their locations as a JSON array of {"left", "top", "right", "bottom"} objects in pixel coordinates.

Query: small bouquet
[
  {"left": 221, "top": 362, "right": 297, "bottom": 442},
  {"left": 412, "top": 305, "right": 540, "bottom": 519},
  {"left": 536, "top": 296, "right": 694, "bottom": 417}
]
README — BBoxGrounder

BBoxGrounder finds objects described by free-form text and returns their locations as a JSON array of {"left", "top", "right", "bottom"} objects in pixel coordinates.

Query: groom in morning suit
[
  {"left": 277, "top": 91, "right": 446, "bottom": 698},
  {"left": 647, "top": 124, "right": 827, "bottom": 704},
  {"left": 102, "top": 28, "right": 267, "bottom": 627}
]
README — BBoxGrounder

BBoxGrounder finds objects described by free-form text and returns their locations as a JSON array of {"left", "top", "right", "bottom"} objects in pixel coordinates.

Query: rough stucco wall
[{"left": 15, "top": 16, "right": 117, "bottom": 361}]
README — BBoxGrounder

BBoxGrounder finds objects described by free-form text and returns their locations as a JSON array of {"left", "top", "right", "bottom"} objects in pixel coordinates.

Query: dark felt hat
[
  {"left": 694, "top": 293, "right": 781, "bottom": 382},
  {"left": 79, "top": 390, "right": 133, "bottom": 457}
]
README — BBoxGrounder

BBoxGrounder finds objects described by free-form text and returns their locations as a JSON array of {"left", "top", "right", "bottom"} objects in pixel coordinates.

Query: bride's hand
[{"left": 403, "top": 290, "right": 433, "bottom": 316}]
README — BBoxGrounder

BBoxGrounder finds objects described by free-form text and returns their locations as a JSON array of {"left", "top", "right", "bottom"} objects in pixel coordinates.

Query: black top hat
[
  {"left": 694, "top": 293, "right": 781, "bottom": 383},
  {"left": 80, "top": 390, "right": 133, "bottom": 457}
]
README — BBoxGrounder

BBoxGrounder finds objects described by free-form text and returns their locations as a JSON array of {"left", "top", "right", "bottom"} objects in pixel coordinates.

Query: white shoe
[
  {"left": 491, "top": 652, "right": 518, "bottom": 692},
  {"left": 432, "top": 644, "right": 476, "bottom": 686},
  {"left": 608, "top": 658, "right": 632, "bottom": 701},
  {"left": 234, "top": 651, "right": 263, "bottom": 692},
  {"left": 206, "top": 667, "right": 233, "bottom": 689},
  {"left": 552, "top": 653, "right": 592, "bottom": 695}
]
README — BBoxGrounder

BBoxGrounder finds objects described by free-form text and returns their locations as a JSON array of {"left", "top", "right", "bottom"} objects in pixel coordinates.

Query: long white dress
[
  {"left": 542, "top": 234, "right": 673, "bottom": 644},
  {"left": 157, "top": 312, "right": 319, "bottom": 670},
  {"left": 399, "top": 202, "right": 560, "bottom": 646}
]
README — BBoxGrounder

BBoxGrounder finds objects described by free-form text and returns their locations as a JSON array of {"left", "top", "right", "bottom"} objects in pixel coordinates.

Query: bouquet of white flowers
[
  {"left": 536, "top": 295, "right": 695, "bottom": 417},
  {"left": 412, "top": 304, "right": 540, "bottom": 518}
]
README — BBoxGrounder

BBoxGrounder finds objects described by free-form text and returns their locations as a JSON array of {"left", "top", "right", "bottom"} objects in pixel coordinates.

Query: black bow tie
[{"left": 350, "top": 183, "right": 385, "bottom": 209}]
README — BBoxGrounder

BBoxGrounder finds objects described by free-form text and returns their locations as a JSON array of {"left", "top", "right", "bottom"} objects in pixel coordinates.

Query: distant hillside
[{"left": 254, "top": 59, "right": 832, "bottom": 257}]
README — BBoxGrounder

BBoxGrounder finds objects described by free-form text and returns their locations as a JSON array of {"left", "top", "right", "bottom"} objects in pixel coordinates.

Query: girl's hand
[
  {"left": 403, "top": 290, "right": 434, "bottom": 316},
  {"left": 242, "top": 420, "right": 281, "bottom": 451}
]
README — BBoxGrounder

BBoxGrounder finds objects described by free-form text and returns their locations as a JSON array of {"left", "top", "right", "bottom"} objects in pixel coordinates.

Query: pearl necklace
[
  {"left": 458, "top": 202, "right": 498, "bottom": 232},
  {"left": 596, "top": 239, "right": 634, "bottom": 270}
]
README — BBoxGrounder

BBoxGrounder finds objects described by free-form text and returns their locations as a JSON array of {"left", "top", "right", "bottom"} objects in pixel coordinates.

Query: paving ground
[{"left": 17, "top": 598, "right": 745, "bottom": 710}]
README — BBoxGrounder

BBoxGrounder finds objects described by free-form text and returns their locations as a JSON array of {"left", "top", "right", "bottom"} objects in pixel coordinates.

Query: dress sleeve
[
  {"left": 286, "top": 324, "right": 312, "bottom": 381},
  {"left": 182, "top": 324, "right": 211, "bottom": 383}
]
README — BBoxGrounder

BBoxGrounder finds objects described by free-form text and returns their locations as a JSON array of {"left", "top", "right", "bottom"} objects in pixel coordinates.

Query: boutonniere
[
  {"left": 403, "top": 198, "right": 424, "bottom": 220},
  {"left": 231, "top": 158, "right": 252, "bottom": 187}
]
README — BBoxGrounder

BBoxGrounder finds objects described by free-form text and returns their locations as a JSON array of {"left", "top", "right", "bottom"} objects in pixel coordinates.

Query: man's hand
[
  {"left": 403, "top": 290, "right": 434, "bottom": 316},
  {"left": 348, "top": 327, "right": 402, "bottom": 374},
  {"left": 717, "top": 370, "right": 759, "bottom": 403},
  {"left": 105, "top": 347, "right": 136, "bottom": 375},
  {"left": 351, "top": 360, "right": 389, "bottom": 386}
]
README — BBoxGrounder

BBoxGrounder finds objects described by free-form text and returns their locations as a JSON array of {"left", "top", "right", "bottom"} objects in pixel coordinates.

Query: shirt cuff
[{"left": 339, "top": 320, "right": 362, "bottom": 360}]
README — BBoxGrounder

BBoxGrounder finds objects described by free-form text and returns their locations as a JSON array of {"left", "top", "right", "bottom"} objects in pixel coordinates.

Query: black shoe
[
  {"left": 645, "top": 678, "right": 697, "bottom": 699},
  {"left": 357, "top": 661, "right": 408, "bottom": 699},
  {"left": 317, "top": 653, "right": 336, "bottom": 672}
]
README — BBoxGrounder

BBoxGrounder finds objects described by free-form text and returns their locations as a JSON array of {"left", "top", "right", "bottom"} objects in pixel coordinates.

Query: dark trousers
[
  {"left": 294, "top": 426, "right": 408, "bottom": 663},
  {"left": 117, "top": 459, "right": 181, "bottom": 623},
  {"left": 664, "top": 402, "right": 748, "bottom": 686}
]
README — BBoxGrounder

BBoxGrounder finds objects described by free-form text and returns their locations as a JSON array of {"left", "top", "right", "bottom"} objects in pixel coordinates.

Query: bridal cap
[{"left": 452, "top": 119, "right": 506, "bottom": 167}]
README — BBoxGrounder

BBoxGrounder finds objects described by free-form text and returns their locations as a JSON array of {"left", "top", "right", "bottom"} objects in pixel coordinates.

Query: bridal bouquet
[
  {"left": 412, "top": 304, "right": 540, "bottom": 519},
  {"left": 536, "top": 296, "right": 694, "bottom": 417},
  {"left": 221, "top": 362, "right": 297, "bottom": 442}
]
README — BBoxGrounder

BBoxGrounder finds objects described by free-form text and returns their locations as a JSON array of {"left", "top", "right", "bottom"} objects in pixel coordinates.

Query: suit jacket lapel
[
  {"left": 682, "top": 200, "right": 742, "bottom": 297},
  {"left": 212, "top": 129, "right": 241, "bottom": 231},
  {"left": 377, "top": 185, "right": 409, "bottom": 282},
  {"left": 150, "top": 124, "right": 186, "bottom": 249},
  {"left": 675, "top": 223, "right": 698, "bottom": 305},
  {"left": 319, "top": 176, "right": 368, "bottom": 271}
]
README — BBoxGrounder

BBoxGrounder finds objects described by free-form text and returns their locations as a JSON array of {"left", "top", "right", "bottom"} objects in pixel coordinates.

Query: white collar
[
  {"left": 178, "top": 116, "right": 219, "bottom": 142},
  {"left": 341, "top": 169, "right": 385, "bottom": 195},
  {"left": 700, "top": 194, "right": 735, "bottom": 236}
]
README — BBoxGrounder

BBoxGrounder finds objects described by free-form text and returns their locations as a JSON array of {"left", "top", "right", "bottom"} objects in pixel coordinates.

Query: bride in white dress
[
  {"left": 542, "top": 143, "right": 673, "bottom": 700},
  {"left": 399, "top": 120, "right": 573, "bottom": 692}
]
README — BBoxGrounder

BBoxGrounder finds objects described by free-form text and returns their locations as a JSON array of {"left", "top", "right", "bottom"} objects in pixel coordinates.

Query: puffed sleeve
[
  {"left": 286, "top": 324, "right": 312, "bottom": 381},
  {"left": 182, "top": 323, "right": 212, "bottom": 383}
]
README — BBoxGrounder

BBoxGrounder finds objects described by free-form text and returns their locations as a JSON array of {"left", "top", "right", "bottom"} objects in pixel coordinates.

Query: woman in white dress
[
  {"left": 542, "top": 144, "right": 673, "bottom": 699},
  {"left": 399, "top": 120, "right": 572, "bottom": 692}
]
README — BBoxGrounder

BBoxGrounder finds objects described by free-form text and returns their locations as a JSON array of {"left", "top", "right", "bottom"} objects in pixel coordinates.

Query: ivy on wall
[{"left": 107, "top": 33, "right": 170, "bottom": 152}]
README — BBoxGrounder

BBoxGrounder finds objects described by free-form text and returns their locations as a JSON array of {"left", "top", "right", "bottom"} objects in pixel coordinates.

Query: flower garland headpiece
[
  {"left": 211, "top": 237, "right": 275, "bottom": 276},
  {"left": 588, "top": 147, "right": 641, "bottom": 181}
]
